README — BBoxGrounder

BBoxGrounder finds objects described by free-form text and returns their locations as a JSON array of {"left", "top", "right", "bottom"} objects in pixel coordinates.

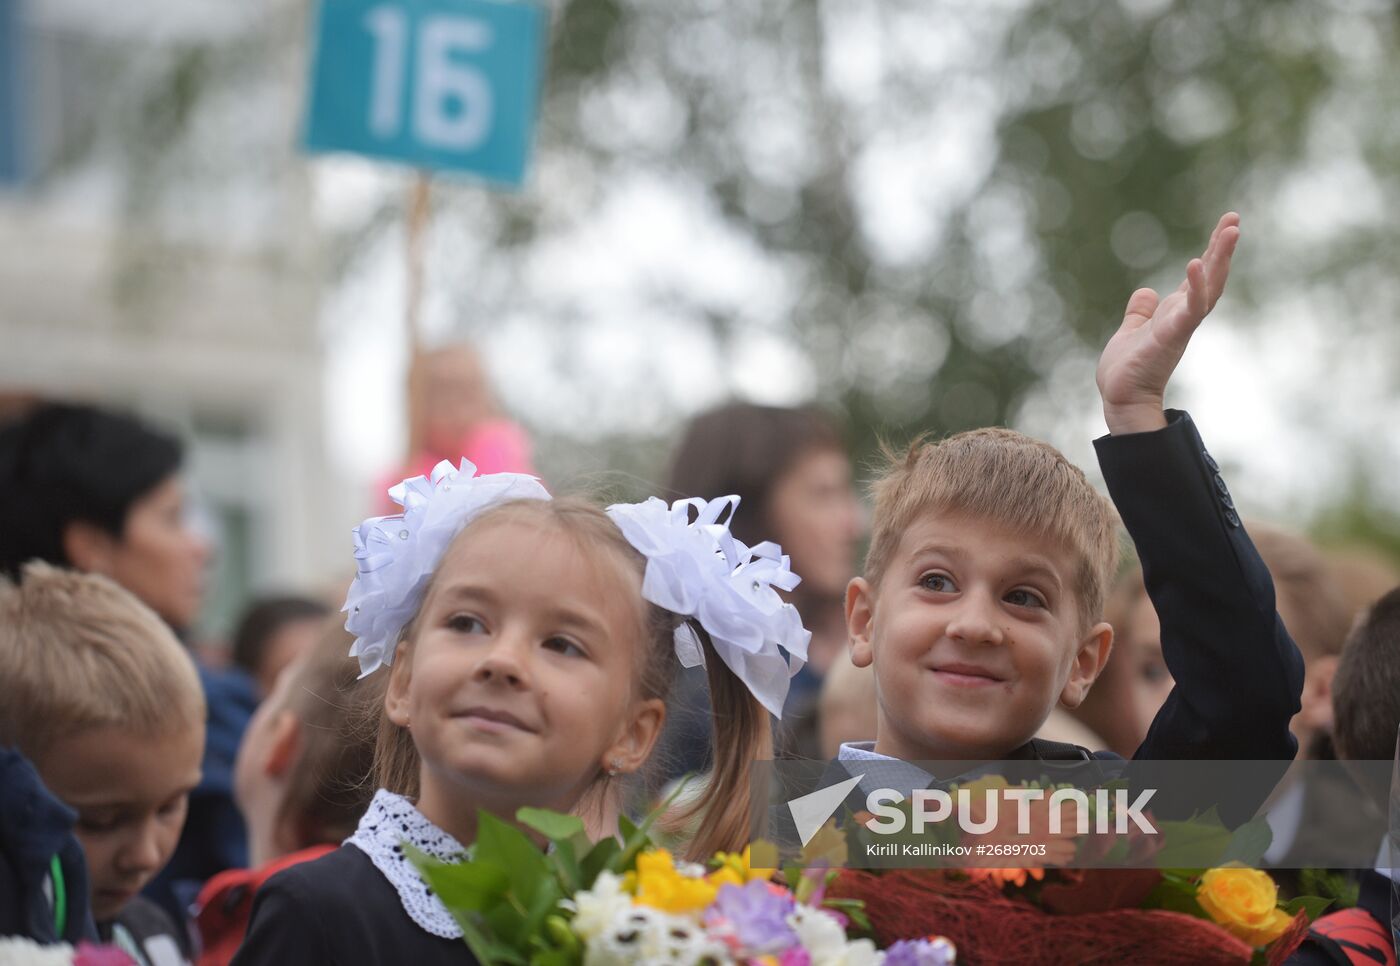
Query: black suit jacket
[{"left": 1095, "top": 409, "right": 1304, "bottom": 763}]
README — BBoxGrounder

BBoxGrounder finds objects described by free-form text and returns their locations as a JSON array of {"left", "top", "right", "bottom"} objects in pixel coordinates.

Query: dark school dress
[
  {"left": 231, "top": 846, "right": 479, "bottom": 965},
  {"left": 233, "top": 790, "right": 480, "bottom": 965}
]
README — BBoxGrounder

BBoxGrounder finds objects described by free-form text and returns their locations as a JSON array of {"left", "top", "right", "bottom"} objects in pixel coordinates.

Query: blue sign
[
  {"left": 304, "top": 0, "right": 546, "bottom": 187},
  {"left": 0, "top": 0, "right": 28, "bottom": 186}
]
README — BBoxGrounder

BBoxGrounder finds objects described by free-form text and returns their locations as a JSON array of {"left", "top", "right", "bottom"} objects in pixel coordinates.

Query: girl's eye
[
  {"left": 1005, "top": 588, "right": 1046, "bottom": 609},
  {"left": 542, "top": 636, "right": 585, "bottom": 658},
  {"left": 919, "top": 573, "right": 957, "bottom": 593},
  {"left": 446, "top": 614, "right": 486, "bottom": 635}
]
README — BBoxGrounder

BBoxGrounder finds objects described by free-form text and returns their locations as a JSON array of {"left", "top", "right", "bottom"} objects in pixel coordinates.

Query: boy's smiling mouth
[{"left": 929, "top": 662, "right": 1006, "bottom": 686}]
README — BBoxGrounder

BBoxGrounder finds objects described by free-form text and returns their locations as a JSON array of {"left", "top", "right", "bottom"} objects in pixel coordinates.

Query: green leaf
[
  {"left": 1143, "top": 878, "right": 1208, "bottom": 919},
  {"left": 1151, "top": 816, "right": 1236, "bottom": 869},
  {"left": 416, "top": 856, "right": 511, "bottom": 910},
  {"left": 1219, "top": 817, "right": 1274, "bottom": 866},
  {"left": 476, "top": 811, "right": 551, "bottom": 899},
  {"left": 1281, "top": 895, "right": 1334, "bottom": 922},
  {"left": 608, "top": 812, "right": 655, "bottom": 874},
  {"left": 579, "top": 837, "right": 621, "bottom": 885},
  {"left": 547, "top": 840, "right": 583, "bottom": 895},
  {"left": 458, "top": 914, "right": 528, "bottom": 966},
  {"left": 517, "top": 807, "right": 587, "bottom": 843}
]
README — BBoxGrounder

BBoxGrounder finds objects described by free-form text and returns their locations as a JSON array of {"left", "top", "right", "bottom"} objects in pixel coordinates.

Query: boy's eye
[
  {"left": 1005, "top": 588, "right": 1046, "bottom": 609},
  {"left": 542, "top": 636, "right": 585, "bottom": 658},
  {"left": 919, "top": 573, "right": 957, "bottom": 593},
  {"left": 78, "top": 813, "right": 123, "bottom": 834},
  {"left": 1139, "top": 658, "right": 1170, "bottom": 685},
  {"left": 157, "top": 796, "right": 187, "bottom": 819},
  {"left": 446, "top": 614, "right": 486, "bottom": 635}
]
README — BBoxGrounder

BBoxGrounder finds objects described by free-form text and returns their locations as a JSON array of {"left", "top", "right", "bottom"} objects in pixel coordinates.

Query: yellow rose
[{"left": 1196, "top": 867, "right": 1293, "bottom": 947}]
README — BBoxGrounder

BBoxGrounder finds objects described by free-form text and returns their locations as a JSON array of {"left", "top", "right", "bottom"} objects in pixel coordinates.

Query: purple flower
[
  {"left": 884, "top": 937, "right": 958, "bottom": 966},
  {"left": 706, "top": 880, "right": 798, "bottom": 953}
]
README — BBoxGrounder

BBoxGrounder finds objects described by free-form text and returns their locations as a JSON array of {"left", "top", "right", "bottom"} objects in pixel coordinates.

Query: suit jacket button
[
  {"left": 1221, "top": 493, "right": 1234, "bottom": 510},
  {"left": 1224, "top": 508, "right": 1241, "bottom": 528},
  {"left": 1213, "top": 474, "right": 1230, "bottom": 497},
  {"left": 1203, "top": 450, "right": 1220, "bottom": 472}
]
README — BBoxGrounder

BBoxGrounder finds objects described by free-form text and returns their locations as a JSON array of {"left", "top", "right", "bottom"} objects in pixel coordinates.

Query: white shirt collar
[
  {"left": 837, "top": 741, "right": 935, "bottom": 798},
  {"left": 347, "top": 789, "right": 470, "bottom": 940}
]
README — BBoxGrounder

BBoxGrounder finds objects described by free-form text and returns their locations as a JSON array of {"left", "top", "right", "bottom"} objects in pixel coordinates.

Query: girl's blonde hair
[{"left": 371, "top": 497, "right": 771, "bottom": 861}]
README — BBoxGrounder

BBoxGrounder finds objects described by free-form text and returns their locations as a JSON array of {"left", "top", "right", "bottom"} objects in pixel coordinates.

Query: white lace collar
[{"left": 347, "top": 789, "right": 470, "bottom": 939}]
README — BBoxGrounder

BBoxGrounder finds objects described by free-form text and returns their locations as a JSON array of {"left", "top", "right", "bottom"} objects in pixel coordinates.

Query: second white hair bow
[{"left": 605, "top": 495, "right": 811, "bottom": 718}]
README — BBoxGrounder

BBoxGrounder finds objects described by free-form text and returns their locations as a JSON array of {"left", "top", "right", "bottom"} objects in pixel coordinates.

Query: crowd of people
[{"left": 2, "top": 213, "right": 1399, "bottom": 965}]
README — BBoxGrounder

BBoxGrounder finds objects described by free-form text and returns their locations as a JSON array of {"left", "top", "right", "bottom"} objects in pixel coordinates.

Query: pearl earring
[{"left": 607, "top": 758, "right": 622, "bottom": 777}]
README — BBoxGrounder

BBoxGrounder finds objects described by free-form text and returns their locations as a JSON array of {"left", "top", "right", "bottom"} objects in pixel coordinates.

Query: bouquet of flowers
[
  {"left": 409, "top": 807, "right": 956, "bottom": 965},
  {"left": 828, "top": 863, "right": 1324, "bottom": 965}
]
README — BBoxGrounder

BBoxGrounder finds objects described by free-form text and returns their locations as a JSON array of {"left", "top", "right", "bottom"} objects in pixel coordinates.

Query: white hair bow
[
  {"left": 605, "top": 495, "right": 811, "bottom": 718},
  {"left": 343, "top": 459, "right": 551, "bottom": 677}
]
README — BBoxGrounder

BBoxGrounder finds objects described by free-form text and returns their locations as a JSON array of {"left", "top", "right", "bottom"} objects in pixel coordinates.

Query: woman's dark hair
[
  {"left": 665, "top": 403, "right": 843, "bottom": 547},
  {"left": 0, "top": 402, "right": 184, "bottom": 579},
  {"left": 230, "top": 595, "right": 333, "bottom": 678}
]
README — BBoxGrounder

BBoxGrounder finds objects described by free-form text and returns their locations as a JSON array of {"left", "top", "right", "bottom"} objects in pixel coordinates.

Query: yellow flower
[
  {"left": 632, "top": 849, "right": 718, "bottom": 914},
  {"left": 1196, "top": 867, "right": 1293, "bottom": 947},
  {"left": 710, "top": 846, "right": 772, "bottom": 887}
]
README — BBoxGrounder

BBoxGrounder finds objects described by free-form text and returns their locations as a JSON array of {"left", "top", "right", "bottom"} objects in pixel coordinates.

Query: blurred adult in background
[
  {"left": 0, "top": 401, "right": 250, "bottom": 931},
  {"left": 1077, "top": 524, "right": 1351, "bottom": 760},
  {"left": 1074, "top": 522, "right": 1363, "bottom": 879},
  {"left": 229, "top": 595, "right": 331, "bottom": 699},
  {"left": 658, "top": 402, "right": 863, "bottom": 776},
  {"left": 376, "top": 344, "right": 535, "bottom": 511}
]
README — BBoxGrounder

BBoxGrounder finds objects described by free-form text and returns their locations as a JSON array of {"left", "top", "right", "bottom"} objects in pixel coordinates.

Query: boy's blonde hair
[
  {"left": 0, "top": 562, "right": 205, "bottom": 758},
  {"left": 865, "top": 428, "right": 1120, "bottom": 625}
]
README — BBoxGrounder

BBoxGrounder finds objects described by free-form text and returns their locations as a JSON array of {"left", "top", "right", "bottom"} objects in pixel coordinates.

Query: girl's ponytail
[{"left": 670, "top": 627, "right": 772, "bottom": 863}]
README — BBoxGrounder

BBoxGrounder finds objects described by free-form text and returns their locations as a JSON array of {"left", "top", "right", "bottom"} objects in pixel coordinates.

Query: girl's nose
[{"left": 473, "top": 633, "right": 530, "bottom": 688}]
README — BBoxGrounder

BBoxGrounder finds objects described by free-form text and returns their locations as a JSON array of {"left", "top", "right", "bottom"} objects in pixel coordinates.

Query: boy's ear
[
  {"left": 62, "top": 520, "right": 118, "bottom": 574},
  {"left": 1060, "top": 622, "right": 1114, "bottom": 709},
  {"left": 846, "top": 577, "right": 876, "bottom": 669},
  {"left": 1297, "top": 654, "right": 1338, "bottom": 734},
  {"left": 263, "top": 711, "right": 301, "bottom": 778},
  {"left": 605, "top": 698, "right": 666, "bottom": 776}
]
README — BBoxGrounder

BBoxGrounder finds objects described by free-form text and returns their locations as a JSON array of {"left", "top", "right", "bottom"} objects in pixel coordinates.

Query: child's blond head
[
  {"left": 864, "top": 428, "right": 1120, "bottom": 625},
  {"left": 0, "top": 561, "right": 205, "bottom": 757}
]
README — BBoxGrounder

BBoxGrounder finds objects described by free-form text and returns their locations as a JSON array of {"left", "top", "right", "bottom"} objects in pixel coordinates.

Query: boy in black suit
[{"left": 840, "top": 212, "right": 1303, "bottom": 776}]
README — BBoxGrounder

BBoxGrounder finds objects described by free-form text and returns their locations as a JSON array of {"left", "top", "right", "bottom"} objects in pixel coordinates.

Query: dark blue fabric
[
  {"left": 0, "top": 748, "right": 96, "bottom": 944},
  {"left": 142, "top": 665, "right": 257, "bottom": 929}
]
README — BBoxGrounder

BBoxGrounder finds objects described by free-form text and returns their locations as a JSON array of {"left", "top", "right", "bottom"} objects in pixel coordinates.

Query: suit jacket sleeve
[{"left": 1094, "top": 410, "right": 1304, "bottom": 761}]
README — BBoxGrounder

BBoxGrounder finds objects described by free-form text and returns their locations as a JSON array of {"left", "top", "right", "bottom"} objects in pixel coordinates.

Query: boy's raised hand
[{"left": 1096, "top": 212, "right": 1241, "bottom": 435}]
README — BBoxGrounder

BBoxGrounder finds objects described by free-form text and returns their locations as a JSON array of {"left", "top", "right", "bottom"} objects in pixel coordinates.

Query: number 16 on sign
[{"left": 303, "top": 0, "right": 546, "bottom": 187}]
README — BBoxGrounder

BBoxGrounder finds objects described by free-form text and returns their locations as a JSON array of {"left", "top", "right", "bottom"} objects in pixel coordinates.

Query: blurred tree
[
  {"left": 23, "top": 0, "right": 1400, "bottom": 508},
  {"left": 413, "top": 0, "right": 1400, "bottom": 477}
]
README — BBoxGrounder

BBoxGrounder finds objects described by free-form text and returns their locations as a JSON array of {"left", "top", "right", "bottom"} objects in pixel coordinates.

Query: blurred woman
[{"left": 659, "top": 402, "right": 863, "bottom": 775}]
